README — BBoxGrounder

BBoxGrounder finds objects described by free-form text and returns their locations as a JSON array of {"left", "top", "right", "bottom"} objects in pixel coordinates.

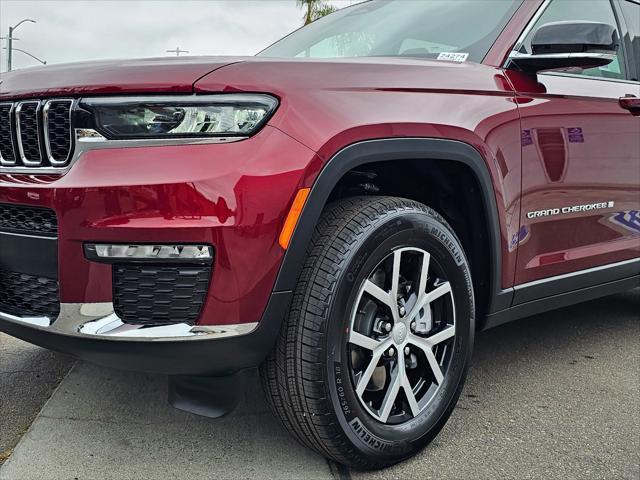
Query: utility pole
[
  {"left": 2, "top": 19, "right": 37, "bottom": 72},
  {"left": 5, "top": 27, "right": 11, "bottom": 72},
  {"left": 166, "top": 47, "right": 189, "bottom": 57}
]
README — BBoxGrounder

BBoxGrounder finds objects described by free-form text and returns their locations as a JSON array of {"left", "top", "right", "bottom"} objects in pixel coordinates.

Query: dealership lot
[{"left": 1, "top": 289, "right": 638, "bottom": 480}]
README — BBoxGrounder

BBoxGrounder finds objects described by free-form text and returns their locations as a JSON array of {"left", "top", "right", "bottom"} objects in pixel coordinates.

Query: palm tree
[{"left": 297, "top": 0, "right": 337, "bottom": 25}]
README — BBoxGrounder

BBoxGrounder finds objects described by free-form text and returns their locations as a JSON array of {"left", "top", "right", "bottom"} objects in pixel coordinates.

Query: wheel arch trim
[{"left": 273, "top": 137, "right": 512, "bottom": 314}]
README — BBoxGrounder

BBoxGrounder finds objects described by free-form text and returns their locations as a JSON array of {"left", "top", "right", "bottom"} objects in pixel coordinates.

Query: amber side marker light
[{"left": 279, "top": 188, "right": 311, "bottom": 250}]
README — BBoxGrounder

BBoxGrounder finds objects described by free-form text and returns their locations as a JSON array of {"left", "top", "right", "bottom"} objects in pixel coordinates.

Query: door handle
[{"left": 619, "top": 95, "right": 640, "bottom": 116}]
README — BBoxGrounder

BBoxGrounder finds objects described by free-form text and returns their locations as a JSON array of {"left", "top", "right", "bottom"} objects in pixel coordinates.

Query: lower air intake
[
  {"left": 113, "top": 264, "right": 211, "bottom": 326},
  {"left": 0, "top": 269, "right": 60, "bottom": 319}
]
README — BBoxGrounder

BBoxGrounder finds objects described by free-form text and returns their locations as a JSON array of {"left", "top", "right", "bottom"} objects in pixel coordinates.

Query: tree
[{"left": 297, "top": 0, "right": 337, "bottom": 25}]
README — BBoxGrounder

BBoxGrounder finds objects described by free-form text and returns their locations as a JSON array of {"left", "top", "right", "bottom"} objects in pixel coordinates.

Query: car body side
[{"left": 0, "top": 58, "right": 524, "bottom": 326}]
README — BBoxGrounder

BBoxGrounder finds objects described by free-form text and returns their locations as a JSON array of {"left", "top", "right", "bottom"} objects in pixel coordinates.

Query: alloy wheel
[{"left": 348, "top": 247, "right": 456, "bottom": 424}]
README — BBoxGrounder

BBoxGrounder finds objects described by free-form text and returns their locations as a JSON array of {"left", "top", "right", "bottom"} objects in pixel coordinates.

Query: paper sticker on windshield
[{"left": 437, "top": 52, "right": 469, "bottom": 63}]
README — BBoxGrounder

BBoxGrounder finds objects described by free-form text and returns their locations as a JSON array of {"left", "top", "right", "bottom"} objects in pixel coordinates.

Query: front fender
[{"left": 273, "top": 137, "right": 514, "bottom": 315}]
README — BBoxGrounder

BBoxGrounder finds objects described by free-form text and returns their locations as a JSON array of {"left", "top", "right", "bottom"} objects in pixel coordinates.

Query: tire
[{"left": 260, "top": 196, "right": 475, "bottom": 469}]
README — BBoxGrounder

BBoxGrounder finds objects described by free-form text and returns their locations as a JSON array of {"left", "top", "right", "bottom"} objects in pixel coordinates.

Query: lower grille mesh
[
  {"left": 45, "top": 100, "right": 73, "bottom": 164},
  {"left": 0, "top": 104, "right": 15, "bottom": 164},
  {"left": 0, "top": 203, "right": 58, "bottom": 237},
  {"left": 17, "top": 102, "right": 42, "bottom": 164},
  {"left": 113, "top": 264, "right": 211, "bottom": 325},
  {"left": 0, "top": 269, "right": 60, "bottom": 319}
]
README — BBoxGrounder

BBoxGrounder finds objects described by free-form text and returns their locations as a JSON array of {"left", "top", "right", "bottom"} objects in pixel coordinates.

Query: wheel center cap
[{"left": 392, "top": 323, "right": 407, "bottom": 345}]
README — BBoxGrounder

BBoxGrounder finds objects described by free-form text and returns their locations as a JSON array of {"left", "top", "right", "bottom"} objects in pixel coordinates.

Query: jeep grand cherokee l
[{"left": 1, "top": 0, "right": 638, "bottom": 469}]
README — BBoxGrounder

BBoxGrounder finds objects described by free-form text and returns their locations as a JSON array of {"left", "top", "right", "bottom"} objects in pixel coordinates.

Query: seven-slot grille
[{"left": 0, "top": 99, "right": 74, "bottom": 169}]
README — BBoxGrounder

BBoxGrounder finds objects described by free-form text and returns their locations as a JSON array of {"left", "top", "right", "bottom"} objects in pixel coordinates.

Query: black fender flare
[{"left": 272, "top": 137, "right": 513, "bottom": 314}]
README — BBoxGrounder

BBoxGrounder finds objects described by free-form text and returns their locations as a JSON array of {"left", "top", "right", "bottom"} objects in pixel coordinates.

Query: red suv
[{"left": 1, "top": 0, "right": 639, "bottom": 469}]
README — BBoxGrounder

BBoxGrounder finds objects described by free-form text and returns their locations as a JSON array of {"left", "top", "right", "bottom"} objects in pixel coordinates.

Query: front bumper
[
  {"left": 0, "top": 292, "right": 291, "bottom": 375},
  {"left": 0, "top": 124, "right": 316, "bottom": 374}
]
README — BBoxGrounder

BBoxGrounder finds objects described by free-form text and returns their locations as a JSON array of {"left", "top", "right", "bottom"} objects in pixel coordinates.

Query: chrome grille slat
[{"left": 0, "top": 98, "right": 74, "bottom": 172}]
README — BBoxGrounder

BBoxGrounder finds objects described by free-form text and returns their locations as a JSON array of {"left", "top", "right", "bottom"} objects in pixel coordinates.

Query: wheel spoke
[
  {"left": 409, "top": 280, "right": 452, "bottom": 319},
  {"left": 425, "top": 325, "right": 455, "bottom": 347},
  {"left": 363, "top": 279, "right": 393, "bottom": 309},
  {"left": 424, "top": 348, "right": 445, "bottom": 385},
  {"left": 409, "top": 333, "right": 446, "bottom": 385},
  {"left": 389, "top": 250, "right": 402, "bottom": 321},
  {"left": 379, "top": 357, "right": 402, "bottom": 422},
  {"left": 401, "top": 369, "right": 421, "bottom": 417},
  {"left": 390, "top": 250, "right": 402, "bottom": 301},
  {"left": 416, "top": 251, "right": 431, "bottom": 300},
  {"left": 424, "top": 281, "right": 452, "bottom": 305},
  {"left": 356, "top": 356, "right": 380, "bottom": 396},
  {"left": 355, "top": 338, "right": 392, "bottom": 396},
  {"left": 349, "top": 330, "right": 380, "bottom": 351}
]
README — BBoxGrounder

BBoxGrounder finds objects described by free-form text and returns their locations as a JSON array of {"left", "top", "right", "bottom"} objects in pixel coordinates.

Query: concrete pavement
[
  {"left": 1, "top": 289, "right": 638, "bottom": 479},
  {"left": 0, "top": 334, "right": 73, "bottom": 465}
]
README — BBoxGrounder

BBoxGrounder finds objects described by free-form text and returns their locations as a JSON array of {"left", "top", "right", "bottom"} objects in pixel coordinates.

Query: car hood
[
  {"left": 0, "top": 56, "right": 250, "bottom": 99},
  {"left": 0, "top": 55, "right": 506, "bottom": 101},
  {"left": 195, "top": 56, "right": 503, "bottom": 93}
]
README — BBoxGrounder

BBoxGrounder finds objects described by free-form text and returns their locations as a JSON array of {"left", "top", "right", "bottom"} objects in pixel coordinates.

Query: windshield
[{"left": 259, "top": 0, "right": 523, "bottom": 63}]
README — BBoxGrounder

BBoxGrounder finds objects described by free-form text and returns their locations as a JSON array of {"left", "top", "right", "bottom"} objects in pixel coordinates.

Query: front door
[{"left": 508, "top": 0, "right": 640, "bottom": 287}]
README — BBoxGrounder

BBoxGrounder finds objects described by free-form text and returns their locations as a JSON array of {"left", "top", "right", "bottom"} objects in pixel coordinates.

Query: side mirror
[{"left": 508, "top": 21, "right": 618, "bottom": 74}]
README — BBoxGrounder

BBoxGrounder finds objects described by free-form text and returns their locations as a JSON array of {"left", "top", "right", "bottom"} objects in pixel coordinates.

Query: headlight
[{"left": 79, "top": 94, "right": 278, "bottom": 140}]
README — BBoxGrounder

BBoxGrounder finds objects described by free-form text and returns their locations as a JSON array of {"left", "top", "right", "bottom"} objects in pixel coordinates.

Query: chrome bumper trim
[
  {"left": 0, "top": 311, "right": 51, "bottom": 328},
  {"left": 0, "top": 303, "right": 258, "bottom": 342}
]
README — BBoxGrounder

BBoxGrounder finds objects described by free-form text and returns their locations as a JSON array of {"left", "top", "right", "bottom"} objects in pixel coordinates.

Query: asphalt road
[{"left": 0, "top": 289, "right": 638, "bottom": 479}]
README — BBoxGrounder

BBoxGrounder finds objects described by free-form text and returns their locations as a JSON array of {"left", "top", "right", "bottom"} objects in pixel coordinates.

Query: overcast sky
[{"left": 0, "top": 0, "right": 355, "bottom": 72}]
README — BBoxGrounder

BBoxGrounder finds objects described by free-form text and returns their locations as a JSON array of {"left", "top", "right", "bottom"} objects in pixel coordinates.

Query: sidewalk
[
  {"left": 0, "top": 364, "right": 333, "bottom": 480},
  {"left": 0, "top": 334, "right": 73, "bottom": 465}
]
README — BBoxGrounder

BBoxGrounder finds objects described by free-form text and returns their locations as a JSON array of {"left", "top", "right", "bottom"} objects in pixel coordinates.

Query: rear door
[{"left": 508, "top": 0, "right": 640, "bottom": 288}]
